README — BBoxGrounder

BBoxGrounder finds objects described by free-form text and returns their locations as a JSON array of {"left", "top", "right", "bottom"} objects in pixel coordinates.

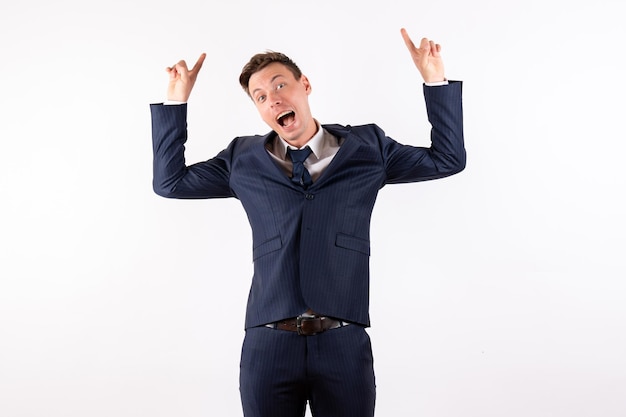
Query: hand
[
  {"left": 400, "top": 28, "right": 445, "bottom": 83},
  {"left": 166, "top": 53, "right": 206, "bottom": 102}
]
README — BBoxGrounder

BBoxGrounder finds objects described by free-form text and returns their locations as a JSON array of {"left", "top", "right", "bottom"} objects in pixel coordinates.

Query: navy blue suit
[{"left": 151, "top": 81, "right": 465, "bottom": 416}]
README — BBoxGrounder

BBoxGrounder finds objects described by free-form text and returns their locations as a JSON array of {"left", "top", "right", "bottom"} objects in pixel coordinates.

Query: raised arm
[
  {"left": 379, "top": 30, "right": 464, "bottom": 183},
  {"left": 151, "top": 53, "right": 234, "bottom": 199}
]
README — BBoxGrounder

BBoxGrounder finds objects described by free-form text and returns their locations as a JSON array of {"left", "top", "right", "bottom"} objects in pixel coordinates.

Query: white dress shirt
[{"left": 266, "top": 121, "right": 343, "bottom": 183}]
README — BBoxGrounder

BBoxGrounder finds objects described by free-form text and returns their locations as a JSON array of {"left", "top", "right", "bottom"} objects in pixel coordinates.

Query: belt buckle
[{"left": 296, "top": 313, "right": 317, "bottom": 336}]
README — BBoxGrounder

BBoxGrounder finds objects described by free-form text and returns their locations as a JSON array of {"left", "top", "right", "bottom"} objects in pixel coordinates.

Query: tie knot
[{"left": 287, "top": 146, "right": 312, "bottom": 164}]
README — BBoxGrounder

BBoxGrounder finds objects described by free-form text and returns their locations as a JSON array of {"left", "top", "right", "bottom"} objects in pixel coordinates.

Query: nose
[{"left": 267, "top": 90, "right": 281, "bottom": 105}]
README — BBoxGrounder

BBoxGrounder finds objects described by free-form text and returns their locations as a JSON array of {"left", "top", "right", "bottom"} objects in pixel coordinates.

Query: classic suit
[{"left": 151, "top": 81, "right": 465, "bottom": 416}]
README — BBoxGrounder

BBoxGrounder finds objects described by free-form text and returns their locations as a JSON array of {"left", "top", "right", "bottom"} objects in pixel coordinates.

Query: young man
[{"left": 150, "top": 29, "right": 465, "bottom": 417}]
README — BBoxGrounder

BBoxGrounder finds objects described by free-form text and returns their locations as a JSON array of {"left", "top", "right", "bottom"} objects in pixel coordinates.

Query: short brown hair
[{"left": 239, "top": 51, "right": 302, "bottom": 97}]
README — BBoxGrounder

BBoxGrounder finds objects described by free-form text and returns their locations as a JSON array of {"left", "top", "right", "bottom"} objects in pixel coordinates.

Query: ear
[{"left": 301, "top": 75, "right": 312, "bottom": 95}]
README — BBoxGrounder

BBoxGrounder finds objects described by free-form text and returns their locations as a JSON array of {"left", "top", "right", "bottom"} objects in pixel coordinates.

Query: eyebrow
[{"left": 251, "top": 74, "right": 286, "bottom": 96}]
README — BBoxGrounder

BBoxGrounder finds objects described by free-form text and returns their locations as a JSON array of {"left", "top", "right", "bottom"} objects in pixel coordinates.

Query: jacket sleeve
[
  {"left": 382, "top": 81, "right": 466, "bottom": 184},
  {"left": 150, "top": 103, "right": 235, "bottom": 199}
]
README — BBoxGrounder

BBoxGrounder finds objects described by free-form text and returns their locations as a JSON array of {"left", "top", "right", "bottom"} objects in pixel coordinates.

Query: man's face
[{"left": 248, "top": 62, "right": 316, "bottom": 146}]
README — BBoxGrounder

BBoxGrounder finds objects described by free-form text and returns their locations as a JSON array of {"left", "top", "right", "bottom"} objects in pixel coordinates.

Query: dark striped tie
[{"left": 287, "top": 146, "right": 313, "bottom": 189}]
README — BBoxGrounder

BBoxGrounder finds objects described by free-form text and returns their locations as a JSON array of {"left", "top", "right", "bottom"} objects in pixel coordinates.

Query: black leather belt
[{"left": 266, "top": 314, "right": 348, "bottom": 336}]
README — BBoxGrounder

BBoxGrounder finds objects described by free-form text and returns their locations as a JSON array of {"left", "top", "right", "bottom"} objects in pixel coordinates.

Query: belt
[{"left": 265, "top": 314, "right": 349, "bottom": 336}]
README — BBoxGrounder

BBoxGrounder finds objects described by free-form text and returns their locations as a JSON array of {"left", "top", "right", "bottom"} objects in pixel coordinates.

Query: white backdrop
[{"left": 1, "top": 0, "right": 625, "bottom": 416}]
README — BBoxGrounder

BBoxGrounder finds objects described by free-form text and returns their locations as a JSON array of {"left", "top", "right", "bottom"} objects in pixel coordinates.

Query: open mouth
[{"left": 276, "top": 110, "right": 295, "bottom": 127}]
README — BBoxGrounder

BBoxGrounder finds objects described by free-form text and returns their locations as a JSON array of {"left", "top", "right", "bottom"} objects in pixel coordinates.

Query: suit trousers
[{"left": 239, "top": 324, "right": 376, "bottom": 417}]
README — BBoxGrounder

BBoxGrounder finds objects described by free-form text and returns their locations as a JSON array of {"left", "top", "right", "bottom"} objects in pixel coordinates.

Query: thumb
[{"left": 175, "top": 60, "right": 190, "bottom": 81}]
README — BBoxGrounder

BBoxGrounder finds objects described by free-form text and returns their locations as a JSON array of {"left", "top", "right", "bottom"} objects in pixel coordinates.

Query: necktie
[{"left": 287, "top": 146, "right": 313, "bottom": 188}]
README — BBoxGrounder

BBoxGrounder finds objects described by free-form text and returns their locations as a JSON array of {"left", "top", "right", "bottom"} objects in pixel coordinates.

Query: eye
[
  {"left": 257, "top": 95, "right": 266, "bottom": 103},
  {"left": 276, "top": 83, "right": 285, "bottom": 90}
]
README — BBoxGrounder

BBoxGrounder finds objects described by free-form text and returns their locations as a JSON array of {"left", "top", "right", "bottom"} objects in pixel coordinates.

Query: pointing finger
[
  {"left": 400, "top": 28, "right": 417, "bottom": 51},
  {"left": 191, "top": 53, "right": 207, "bottom": 74}
]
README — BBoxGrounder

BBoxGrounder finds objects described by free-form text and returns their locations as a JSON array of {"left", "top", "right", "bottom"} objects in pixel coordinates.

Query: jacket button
[{"left": 305, "top": 193, "right": 314, "bottom": 200}]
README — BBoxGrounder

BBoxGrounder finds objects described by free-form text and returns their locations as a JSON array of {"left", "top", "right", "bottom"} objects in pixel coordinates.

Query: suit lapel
[
  {"left": 258, "top": 131, "right": 300, "bottom": 188},
  {"left": 254, "top": 125, "right": 364, "bottom": 190},
  {"left": 309, "top": 124, "right": 362, "bottom": 189}
]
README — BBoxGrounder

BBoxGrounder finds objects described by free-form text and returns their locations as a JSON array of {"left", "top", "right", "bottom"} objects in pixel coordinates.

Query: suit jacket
[{"left": 151, "top": 81, "right": 465, "bottom": 329}]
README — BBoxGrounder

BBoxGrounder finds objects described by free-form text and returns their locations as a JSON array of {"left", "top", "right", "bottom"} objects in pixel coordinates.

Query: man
[{"left": 150, "top": 28, "right": 465, "bottom": 417}]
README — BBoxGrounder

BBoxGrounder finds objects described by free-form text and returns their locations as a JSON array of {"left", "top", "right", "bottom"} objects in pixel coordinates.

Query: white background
[{"left": 1, "top": 0, "right": 625, "bottom": 416}]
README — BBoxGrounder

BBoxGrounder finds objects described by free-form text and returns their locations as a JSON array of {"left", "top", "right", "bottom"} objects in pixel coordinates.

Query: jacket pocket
[
  {"left": 253, "top": 235, "right": 282, "bottom": 260},
  {"left": 335, "top": 233, "right": 370, "bottom": 256}
]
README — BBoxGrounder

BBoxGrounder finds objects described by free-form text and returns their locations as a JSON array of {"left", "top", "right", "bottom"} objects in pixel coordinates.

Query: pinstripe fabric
[
  {"left": 240, "top": 325, "right": 375, "bottom": 417},
  {"left": 151, "top": 81, "right": 465, "bottom": 330}
]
